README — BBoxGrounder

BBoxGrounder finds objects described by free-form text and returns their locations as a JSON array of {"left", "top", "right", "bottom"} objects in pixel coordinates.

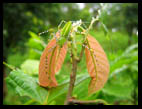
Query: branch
[
  {"left": 68, "top": 99, "right": 109, "bottom": 105},
  {"left": 64, "top": 43, "right": 85, "bottom": 105},
  {"left": 77, "top": 45, "right": 85, "bottom": 63},
  {"left": 64, "top": 52, "right": 78, "bottom": 105}
]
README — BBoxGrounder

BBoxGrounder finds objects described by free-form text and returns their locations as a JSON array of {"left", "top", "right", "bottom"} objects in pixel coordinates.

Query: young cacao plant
[{"left": 38, "top": 18, "right": 109, "bottom": 96}]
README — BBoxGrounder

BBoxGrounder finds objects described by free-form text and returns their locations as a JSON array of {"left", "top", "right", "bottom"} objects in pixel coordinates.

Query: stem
[
  {"left": 3, "top": 61, "right": 15, "bottom": 70},
  {"left": 77, "top": 45, "right": 85, "bottom": 63},
  {"left": 64, "top": 18, "right": 104, "bottom": 105},
  {"left": 64, "top": 52, "right": 77, "bottom": 105},
  {"left": 43, "top": 91, "right": 50, "bottom": 105},
  {"left": 69, "top": 99, "right": 109, "bottom": 105},
  {"left": 64, "top": 42, "right": 85, "bottom": 105}
]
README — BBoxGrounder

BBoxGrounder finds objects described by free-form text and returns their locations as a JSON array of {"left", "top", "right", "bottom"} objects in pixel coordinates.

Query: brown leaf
[
  {"left": 55, "top": 43, "right": 68, "bottom": 73},
  {"left": 39, "top": 32, "right": 67, "bottom": 88},
  {"left": 85, "top": 35, "right": 109, "bottom": 95}
]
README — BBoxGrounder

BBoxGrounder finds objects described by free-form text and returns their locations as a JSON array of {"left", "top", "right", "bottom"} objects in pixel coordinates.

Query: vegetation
[{"left": 3, "top": 3, "right": 138, "bottom": 105}]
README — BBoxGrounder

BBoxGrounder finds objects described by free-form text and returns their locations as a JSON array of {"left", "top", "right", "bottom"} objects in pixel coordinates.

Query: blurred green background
[{"left": 3, "top": 3, "right": 138, "bottom": 105}]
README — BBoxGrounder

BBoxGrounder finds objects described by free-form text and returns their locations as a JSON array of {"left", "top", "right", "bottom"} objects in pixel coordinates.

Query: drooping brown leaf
[
  {"left": 39, "top": 32, "right": 67, "bottom": 87},
  {"left": 55, "top": 43, "right": 68, "bottom": 73},
  {"left": 85, "top": 35, "right": 109, "bottom": 95}
]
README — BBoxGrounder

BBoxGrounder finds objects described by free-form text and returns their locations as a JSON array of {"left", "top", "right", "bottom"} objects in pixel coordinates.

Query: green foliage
[
  {"left": 5, "top": 68, "right": 92, "bottom": 105},
  {"left": 103, "top": 43, "right": 138, "bottom": 104},
  {"left": 90, "top": 30, "right": 130, "bottom": 53},
  {"left": 110, "top": 43, "right": 138, "bottom": 73},
  {"left": 5, "top": 69, "right": 48, "bottom": 104}
]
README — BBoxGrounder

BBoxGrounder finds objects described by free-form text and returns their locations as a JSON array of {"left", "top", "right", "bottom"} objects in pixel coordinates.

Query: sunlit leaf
[{"left": 20, "top": 59, "right": 39, "bottom": 76}]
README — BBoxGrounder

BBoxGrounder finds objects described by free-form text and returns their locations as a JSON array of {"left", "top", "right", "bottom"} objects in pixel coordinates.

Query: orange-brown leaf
[
  {"left": 55, "top": 43, "right": 68, "bottom": 73},
  {"left": 39, "top": 32, "right": 67, "bottom": 88},
  {"left": 85, "top": 35, "right": 109, "bottom": 95}
]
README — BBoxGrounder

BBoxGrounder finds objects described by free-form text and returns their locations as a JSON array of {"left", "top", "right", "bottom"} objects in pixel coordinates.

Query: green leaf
[
  {"left": 101, "top": 23, "right": 109, "bottom": 36},
  {"left": 102, "top": 83, "right": 133, "bottom": 99},
  {"left": 5, "top": 68, "right": 92, "bottom": 104},
  {"left": 28, "top": 31, "right": 40, "bottom": 40},
  {"left": 27, "top": 31, "right": 45, "bottom": 50},
  {"left": 110, "top": 65, "right": 128, "bottom": 78},
  {"left": 73, "top": 76, "right": 90, "bottom": 99},
  {"left": 110, "top": 43, "right": 138, "bottom": 73},
  {"left": 47, "top": 74, "right": 90, "bottom": 104},
  {"left": 20, "top": 59, "right": 39, "bottom": 76},
  {"left": 5, "top": 69, "right": 48, "bottom": 104}
]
